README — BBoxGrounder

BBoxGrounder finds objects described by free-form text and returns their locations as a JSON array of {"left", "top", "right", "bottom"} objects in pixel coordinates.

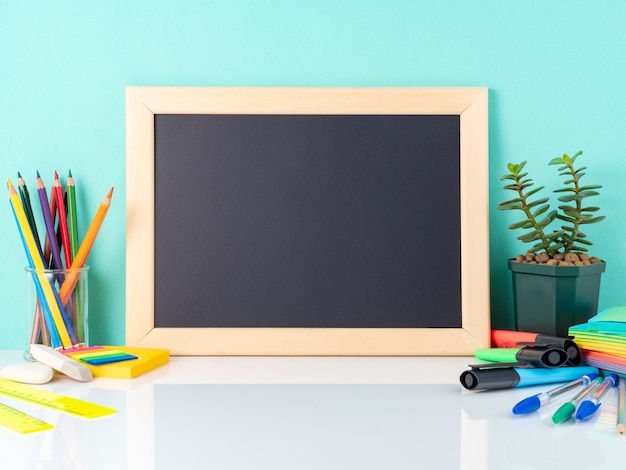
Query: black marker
[{"left": 460, "top": 364, "right": 600, "bottom": 391}]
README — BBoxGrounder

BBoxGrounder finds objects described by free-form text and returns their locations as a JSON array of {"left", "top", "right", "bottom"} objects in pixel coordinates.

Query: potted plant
[{"left": 498, "top": 151, "right": 606, "bottom": 337}]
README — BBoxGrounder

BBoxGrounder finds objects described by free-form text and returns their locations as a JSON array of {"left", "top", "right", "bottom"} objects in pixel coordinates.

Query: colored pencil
[
  {"left": 30, "top": 302, "right": 51, "bottom": 347},
  {"left": 618, "top": 376, "right": 626, "bottom": 434},
  {"left": 43, "top": 182, "right": 58, "bottom": 268},
  {"left": 19, "top": 173, "right": 53, "bottom": 346},
  {"left": 59, "top": 187, "right": 114, "bottom": 304},
  {"left": 8, "top": 179, "right": 72, "bottom": 348},
  {"left": 17, "top": 172, "right": 43, "bottom": 256},
  {"left": 64, "top": 171, "right": 82, "bottom": 334},
  {"left": 36, "top": 172, "right": 63, "bottom": 270},
  {"left": 66, "top": 171, "right": 79, "bottom": 261},
  {"left": 10, "top": 203, "right": 61, "bottom": 349},
  {"left": 53, "top": 171, "right": 72, "bottom": 268}
]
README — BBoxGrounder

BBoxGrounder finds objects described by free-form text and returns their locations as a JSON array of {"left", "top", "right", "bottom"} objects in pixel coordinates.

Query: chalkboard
[
  {"left": 126, "top": 87, "right": 490, "bottom": 355},
  {"left": 154, "top": 114, "right": 461, "bottom": 328}
]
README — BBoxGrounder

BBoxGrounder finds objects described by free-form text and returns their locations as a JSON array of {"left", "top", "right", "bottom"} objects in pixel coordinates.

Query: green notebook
[{"left": 581, "top": 306, "right": 626, "bottom": 333}]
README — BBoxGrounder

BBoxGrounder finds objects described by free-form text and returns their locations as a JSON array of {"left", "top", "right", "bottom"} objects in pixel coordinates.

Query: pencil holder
[{"left": 24, "top": 266, "right": 89, "bottom": 358}]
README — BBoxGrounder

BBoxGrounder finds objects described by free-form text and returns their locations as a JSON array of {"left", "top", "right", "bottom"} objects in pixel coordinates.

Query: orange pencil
[
  {"left": 59, "top": 187, "right": 114, "bottom": 305},
  {"left": 53, "top": 171, "right": 72, "bottom": 267}
]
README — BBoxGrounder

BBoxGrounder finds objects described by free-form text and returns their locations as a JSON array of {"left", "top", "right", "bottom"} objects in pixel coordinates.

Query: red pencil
[{"left": 53, "top": 171, "right": 72, "bottom": 268}]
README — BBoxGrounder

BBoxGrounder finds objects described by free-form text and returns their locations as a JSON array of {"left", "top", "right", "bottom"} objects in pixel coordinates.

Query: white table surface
[{"left": 0, "top": 350, "right": 624, "bottom": 470}]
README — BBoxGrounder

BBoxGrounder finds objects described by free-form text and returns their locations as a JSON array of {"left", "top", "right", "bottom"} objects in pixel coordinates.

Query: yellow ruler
[
  {"left": 0, "top": 401, "right": 54, "bottom": 433},
  {"left": 0, "top": 379, "right": 116, "bottom": 419}
]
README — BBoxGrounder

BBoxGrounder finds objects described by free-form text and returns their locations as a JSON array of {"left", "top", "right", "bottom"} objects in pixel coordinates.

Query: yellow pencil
[
  {"left": 618, "top": 376, "right": 625, "bottom": 434},
  {"left": 8, "top": 179, "right": 73, "bottom": 348},
  {"left": 59, "top": 187, "right": 114, "bottom": 305}
]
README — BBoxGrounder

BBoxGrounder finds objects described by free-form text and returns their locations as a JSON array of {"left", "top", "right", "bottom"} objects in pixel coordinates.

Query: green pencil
[
  {"left": 66, "top": 170, "right": 79, "bottom": 261},
  {"left": 66, "top": 170, "right": 85, "bottom": 343}
]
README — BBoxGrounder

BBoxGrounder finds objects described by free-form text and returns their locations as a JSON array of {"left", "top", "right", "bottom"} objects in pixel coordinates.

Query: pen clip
[
  {"left": 468, "top": 362, "right": 530, "bottom": 371},
  {"left": 515, "top": 341, "right": 562, "bottom": 348}
]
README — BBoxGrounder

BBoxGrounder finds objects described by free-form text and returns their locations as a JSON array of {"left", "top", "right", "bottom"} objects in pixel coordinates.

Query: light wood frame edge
[{"left": 125, "top": 87, "right": 490, "bottom": 356}]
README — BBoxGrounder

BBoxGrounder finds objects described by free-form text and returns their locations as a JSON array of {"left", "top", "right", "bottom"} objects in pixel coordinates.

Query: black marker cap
[
  {"left": 516, "top": 346, "right": 569, "bottom": 368},
  {"left": 460, "top": 367, "right": 520, "bottom": 390},
  {"left": 533, "top": 335, "right": 581, "bottom": 366}
]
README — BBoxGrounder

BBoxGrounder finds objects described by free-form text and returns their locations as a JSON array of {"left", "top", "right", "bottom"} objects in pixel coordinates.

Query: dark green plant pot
[{"left": 508, "top": 260, "right": 606, "bottom": 337}]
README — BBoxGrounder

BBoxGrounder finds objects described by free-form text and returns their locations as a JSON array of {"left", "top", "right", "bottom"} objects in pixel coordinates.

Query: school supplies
[
  {"left": 569, "top": 307, "right": 626, "bottom": 375},
  {"left": 36, "top": 171, "right": 64, "bottom": 270},
  {"left": 16, "top": 172, "right": 42, "bottom": 254},
  {"left": 70, "top": 348, "right": 138, "bottom": 365},
  {"left": 1, "top": 361, "right": 54, "bottom": 385},
  {"left": 576, "top": 373, "right": 617, "bottom": 421},
  {"left": 8, "top": 179, "right": 74, "bottom": 348},
  {"left": 0, "top": 379, "right": 115, "bottom": 419},
  {"left": 8, "top": 172, "right": 114, "bottom": 350},
  {"left": 579, "top": 306, "right": 626, "bottom": 333},
  {"left": 491, "top": 329, "right": 581, "bottom": 365},
  {"left": 618, "top": 376, "right": 625, "bottom": 434},
  {"left": 59, "top": 187, "right": 113, "bottom": 305},
  {"left": 29, "top": 344, "right": 92, "bottom": 382},
  {"left": 459, "top": 364, "right": 598, "bottom": 391},
  {"left": 552, "top": 376, "right": 602, "bottom": 424},
  {"left": 511, "top": 372, "right": 598, "bottom": 414},
  {"left": 475, "top": 346, "right": 568, "bottom": 368},
  {"left": 0, "top": 402, "right": 54, "bottom": 434},
  {"left": 62, "top": 346, "right": 170, "bottom": 379},
  {"left": 66, "top": 170, "right": 79, "bottom": 261},
  {"left": 52, "top": 171, "right": 72, "bottom": 267}
]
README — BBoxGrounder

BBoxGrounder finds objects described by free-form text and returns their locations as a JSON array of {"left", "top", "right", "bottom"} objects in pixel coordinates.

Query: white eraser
[
  {"left": 29, "top": 344, "right": 93, "bottom": 382},
  {"left": 1, "top": 361, "right": 55, "bottom": 384}
]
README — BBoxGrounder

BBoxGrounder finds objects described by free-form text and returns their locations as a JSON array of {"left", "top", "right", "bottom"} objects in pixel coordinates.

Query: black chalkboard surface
[{"left": 153, "top": 113, "right": 461, "bottom": 329}]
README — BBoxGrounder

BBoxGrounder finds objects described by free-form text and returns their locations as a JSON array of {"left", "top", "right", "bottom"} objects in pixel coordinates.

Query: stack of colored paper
[{"left": 568, "top": 306, "right": 626, "bottom": 375}]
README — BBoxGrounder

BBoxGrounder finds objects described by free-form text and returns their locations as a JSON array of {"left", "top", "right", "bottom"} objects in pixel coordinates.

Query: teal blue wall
[{"left": 1, "top": 1, "right": 625, "bottom": 349}]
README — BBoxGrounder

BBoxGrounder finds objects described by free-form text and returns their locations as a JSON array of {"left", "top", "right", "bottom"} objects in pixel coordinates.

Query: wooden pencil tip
[
  {"left": 68, "top": 169, "right": 73, "bottom": 177},
  {"left": 107, "top": 187, "right": 114, "bottom": 198},
  {"left": 618, "top": 424, "right": 626, "bottom": 434},
  {"left": 17, "top": 171, "right": 22, "bottom": 178},
  {"left": 54, "top": 170, "right": 59, "bottom": 180}
]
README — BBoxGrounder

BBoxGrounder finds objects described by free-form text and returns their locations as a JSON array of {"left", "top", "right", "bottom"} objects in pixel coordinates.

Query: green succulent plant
[{"left": 498, "top": 151, "right": 605, "bottom": 255}]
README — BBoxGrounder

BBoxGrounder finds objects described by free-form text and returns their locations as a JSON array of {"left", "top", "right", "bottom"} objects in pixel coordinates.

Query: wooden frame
[{"left": 126, "top": 87, "right": 490, "bottom": 355}]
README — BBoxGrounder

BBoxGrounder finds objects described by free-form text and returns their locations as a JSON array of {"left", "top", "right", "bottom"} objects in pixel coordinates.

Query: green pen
[{"left": 552, "top": 376, "right": 602, "bottom": 424}]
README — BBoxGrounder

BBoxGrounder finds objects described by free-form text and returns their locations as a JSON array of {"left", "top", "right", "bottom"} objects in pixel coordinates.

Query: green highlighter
[{"left": 475, "top": 346, "right": 569, "bottom": 368}]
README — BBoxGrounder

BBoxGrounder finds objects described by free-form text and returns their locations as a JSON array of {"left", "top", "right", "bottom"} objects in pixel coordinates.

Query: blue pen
[
  {"left": 512, "top": 373, "right": 599, "bottom": 414},
  {"left": 576, "top": 373, "right": 617, "bottom": 421}
]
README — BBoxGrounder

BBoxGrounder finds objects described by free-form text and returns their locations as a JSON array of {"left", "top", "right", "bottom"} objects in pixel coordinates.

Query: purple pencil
[{"left": 36, "top": 171, "right": 63, "bottom": 270}]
